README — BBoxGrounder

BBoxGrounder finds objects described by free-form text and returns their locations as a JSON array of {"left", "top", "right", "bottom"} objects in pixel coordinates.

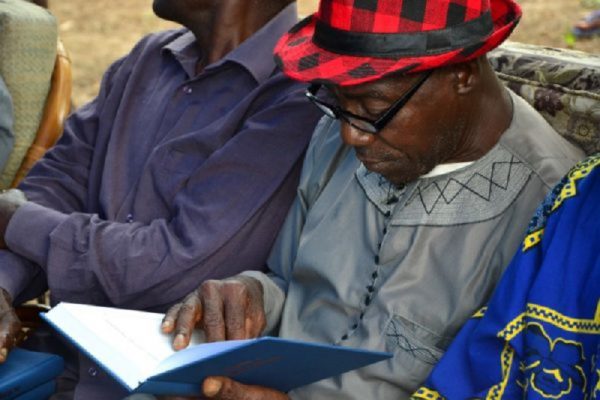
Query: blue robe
[{"left": 412, "top": 154, "right": 600, "bottom": 400}]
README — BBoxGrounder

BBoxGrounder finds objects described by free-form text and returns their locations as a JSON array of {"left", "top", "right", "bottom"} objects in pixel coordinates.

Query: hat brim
[{"left": 275, "top": 0, "right": 522, "bottom": 86}]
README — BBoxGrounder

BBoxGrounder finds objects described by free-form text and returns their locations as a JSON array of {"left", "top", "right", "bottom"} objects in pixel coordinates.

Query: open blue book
[
  {"left": 0, "top": 347, "right": 63, "bottom": 399},
  {"left": 42, "top": 302, "right": 391, "bottom": 396}
]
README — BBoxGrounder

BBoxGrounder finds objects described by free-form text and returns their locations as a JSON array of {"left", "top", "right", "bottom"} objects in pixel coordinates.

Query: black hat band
[{"left": 313, "top": 11, "right": 494, "bottom": 58}]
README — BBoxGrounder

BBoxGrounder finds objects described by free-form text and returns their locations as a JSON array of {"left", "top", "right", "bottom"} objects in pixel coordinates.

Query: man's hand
[
  {"left": 0, "top": 189, "right": 27, "bottom": 249},
  {"left": 202, "top": 376, "right": 289, "bottom": 400},
  {"left": 162, "top": 276, "right": 266, "bottom": 350},
  {"left": 156, "top": 376, "right": 288, "bottom": 400},
  {"left": 0, "top": 288, "right": 21, "bottom": 363}
]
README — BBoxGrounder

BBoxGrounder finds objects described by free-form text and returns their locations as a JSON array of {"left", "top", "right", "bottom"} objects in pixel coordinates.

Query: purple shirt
[{"left": 0, "top": 5, "right": 321, "bottom": 397}]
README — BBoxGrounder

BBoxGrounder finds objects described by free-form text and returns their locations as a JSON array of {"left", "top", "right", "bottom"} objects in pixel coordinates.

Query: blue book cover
[
  {"left": 42, "top": 302, "right": 391, "bottom": 396},
  {"left": 0, "top": 348, "right": 63, "bottom": 400}
]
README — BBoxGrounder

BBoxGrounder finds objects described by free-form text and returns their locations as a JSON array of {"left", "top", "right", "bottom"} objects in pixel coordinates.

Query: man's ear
[{"left": 451, "top": 59, "right": 480, "bottom": 95}]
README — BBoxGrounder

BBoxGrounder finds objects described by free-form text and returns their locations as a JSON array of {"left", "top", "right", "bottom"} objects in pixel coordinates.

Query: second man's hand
[
  {"left": 0, "top": 288, "right": 21, "bottom": 363},
  {"left": 161, "top": 276, "right": 266, "bottom": 350}
]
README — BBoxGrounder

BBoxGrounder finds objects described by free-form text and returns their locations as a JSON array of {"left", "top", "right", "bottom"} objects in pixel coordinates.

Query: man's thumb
[
  {"left": 202, "top": 376, "right": 289, "bottom": 400},
  {"left": 203, "top": 377, "right": 224, "bottom": 397}
]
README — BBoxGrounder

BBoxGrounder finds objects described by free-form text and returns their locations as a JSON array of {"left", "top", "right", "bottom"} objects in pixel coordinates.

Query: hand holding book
[
  {"left": 161, "top": 276, "right": 266, "bottom": 349},
  {"left": 42, "top": 303, "right": 390, "bottom": 396},
  {"left": 161, "top": 276, "right": 286, "bottom": 399}
]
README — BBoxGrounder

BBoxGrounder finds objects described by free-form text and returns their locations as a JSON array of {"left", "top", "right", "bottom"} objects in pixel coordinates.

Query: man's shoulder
[{"left": 500, "top": 92, "right": 586, "bottom": 189}]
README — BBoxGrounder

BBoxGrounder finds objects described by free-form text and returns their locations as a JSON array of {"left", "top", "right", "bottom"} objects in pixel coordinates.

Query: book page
[{"left": 45, "top": 303, "right": 204, "bottom": 388}]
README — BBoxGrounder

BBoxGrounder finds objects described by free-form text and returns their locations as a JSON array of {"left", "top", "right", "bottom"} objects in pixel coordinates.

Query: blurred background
[{"left": 48, "top": 0, "right": 599, "bottom": 107}]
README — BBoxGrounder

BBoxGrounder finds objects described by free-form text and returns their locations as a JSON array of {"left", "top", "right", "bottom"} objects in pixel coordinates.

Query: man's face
[{"left": 332, "top": 70, "right": 466, "bottom": 186}]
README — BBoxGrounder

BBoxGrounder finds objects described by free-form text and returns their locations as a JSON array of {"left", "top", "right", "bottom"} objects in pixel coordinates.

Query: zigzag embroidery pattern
[
  {"left": 499, "top": 302, "right": 600, "bottom": 342},
  {"left": 486, "top": 343, "right": 515, "bottom": 400},
  {"left": 407, "top": 156, "right": 522, "bottom": 215},
  {"left": 551, "top": 155, "right": 600, "bottom": 212},
  {"left": 522, "top": 154, "right": 600, "bottom": 251}
]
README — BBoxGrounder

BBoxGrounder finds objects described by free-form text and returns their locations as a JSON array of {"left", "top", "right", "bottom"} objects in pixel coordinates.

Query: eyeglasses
[{"left": 305, "top": 70, "right": 432, "bottom": 134}]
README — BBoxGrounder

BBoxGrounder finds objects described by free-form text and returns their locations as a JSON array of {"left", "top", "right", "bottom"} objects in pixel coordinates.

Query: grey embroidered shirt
[{"left": 243, "top": 91, "right": 585, "bottom": 399}]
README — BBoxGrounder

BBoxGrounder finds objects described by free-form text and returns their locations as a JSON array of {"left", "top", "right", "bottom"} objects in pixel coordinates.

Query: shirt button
[
  {"left": 126, "top": 213, "right": 134, "bottom": 223},
  {"left": 88, "top": 367, "right": 98, "bottom": 377},
  {"left": 182, "top": 85, "right": 193, "bottom": 94}
]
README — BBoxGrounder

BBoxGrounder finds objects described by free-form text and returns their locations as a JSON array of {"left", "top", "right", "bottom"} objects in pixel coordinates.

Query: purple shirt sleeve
[{"left": 0, "top": 250, "right": 46, "bottom": 304}]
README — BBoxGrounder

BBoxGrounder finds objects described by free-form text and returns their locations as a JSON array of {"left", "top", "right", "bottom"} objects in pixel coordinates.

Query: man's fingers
[
  {"left": 172, "top": 295, "right": 202, "bottom": 350},
  {"left": 0, "top": 322, "right": 19, "bottom": 363},
  {"left": 0, "top": 288, "right": 20, "bottom": 363},
  {"left": 162, "top": 303, "right": 182, "bottom": 334},
  {"left": 0, "top": 332, "right": 12, "bottom": 363},
  {"left": 242, "top": 278, "right": 266, "bottom": 338},
  {"left": 203, "top": 376, "right": 289, "bottom": 400},
  {"left": 200, "top": 282, "right": 226, "bottom": 343},
  {"left": 222, "top": 281, "right": 248, "bottom": 340}
]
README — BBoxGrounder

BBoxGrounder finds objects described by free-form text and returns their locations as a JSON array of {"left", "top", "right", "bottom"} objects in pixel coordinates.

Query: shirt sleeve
[
  {"left": 0, "top": 76, "right": 15, "bottom": 172},
  {"left": 241, "top": 116, "right": 337, "bottom": 333},
  {"left": 5, "top": 77, "right": 324, "bottom": 311}
]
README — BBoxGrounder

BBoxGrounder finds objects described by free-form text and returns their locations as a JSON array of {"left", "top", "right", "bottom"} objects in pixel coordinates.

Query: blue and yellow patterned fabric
[{"left": 412, "top": 154, "right": 600, "bottom": 400}]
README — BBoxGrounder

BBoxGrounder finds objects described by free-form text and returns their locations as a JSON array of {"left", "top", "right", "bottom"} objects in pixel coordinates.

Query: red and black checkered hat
[{"left": 274, "top": 0, "right": 521, "bottom": 86}]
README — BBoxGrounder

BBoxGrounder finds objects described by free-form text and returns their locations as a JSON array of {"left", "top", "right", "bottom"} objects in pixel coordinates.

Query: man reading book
[
  {"left": 159, "top": 0, "right": 586, "bottom": 399},
  {"left": 0, "top": 0, "right": 322, "bottom": 398}
]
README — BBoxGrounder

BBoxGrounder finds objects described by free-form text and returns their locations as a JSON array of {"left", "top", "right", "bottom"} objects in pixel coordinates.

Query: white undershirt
[{"left": 420, "top": 162, "right": 474, "bottom": 178}]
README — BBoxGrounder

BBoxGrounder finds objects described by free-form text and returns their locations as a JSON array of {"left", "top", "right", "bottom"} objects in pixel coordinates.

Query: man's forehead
[{"left": 329, "top": 72, "right": 423, "bottom": 99}]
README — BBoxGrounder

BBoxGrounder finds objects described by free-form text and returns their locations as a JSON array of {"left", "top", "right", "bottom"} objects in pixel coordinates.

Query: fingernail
[
  {"left": 203, "top": 377, "right": 222, "bottom": 397},
  {"left": 161, "top": 320, "right": 172, "bottom": 330},
  {"left": 173, "top": 333, "right": 185, "bottom": 349}
]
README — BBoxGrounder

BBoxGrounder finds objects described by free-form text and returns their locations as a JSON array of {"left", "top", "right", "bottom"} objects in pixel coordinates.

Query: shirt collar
[
  {"left": 162, "top": 3, "right": 298, "bottom": 82},
  {"left": 355, "top": 161, "right": 480, "bottom": 214}
]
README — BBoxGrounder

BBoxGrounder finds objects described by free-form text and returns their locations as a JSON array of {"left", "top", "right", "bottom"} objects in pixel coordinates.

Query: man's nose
[{"left": 340, "top": 122, "right": 375, "bottom": 147}]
